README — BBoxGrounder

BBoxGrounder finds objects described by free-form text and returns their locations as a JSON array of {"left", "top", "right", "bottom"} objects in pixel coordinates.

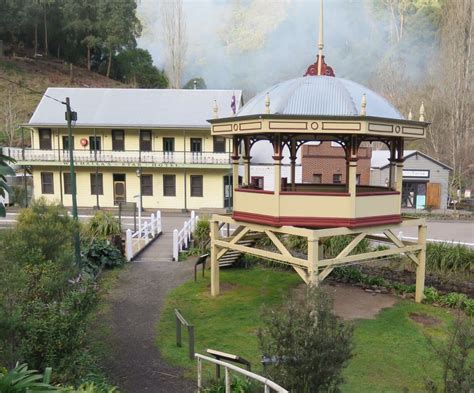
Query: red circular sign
[{"left": 80, "top": 138, "right": 88, "bottom": 147}]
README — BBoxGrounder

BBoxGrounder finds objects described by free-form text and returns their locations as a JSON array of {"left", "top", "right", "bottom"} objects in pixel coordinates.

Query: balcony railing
[{"left": 4, "top": 147, "right": 231, "bottom": 166}]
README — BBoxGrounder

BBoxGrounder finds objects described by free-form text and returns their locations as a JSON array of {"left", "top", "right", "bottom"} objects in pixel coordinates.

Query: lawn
[{"left": 156, "top": 266, "right": 456, "bottom": 392}]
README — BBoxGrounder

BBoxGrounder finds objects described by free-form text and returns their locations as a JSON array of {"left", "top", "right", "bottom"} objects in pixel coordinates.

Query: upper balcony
[{"left": 4, "top": 147, "right": 231, "bottom": 169}]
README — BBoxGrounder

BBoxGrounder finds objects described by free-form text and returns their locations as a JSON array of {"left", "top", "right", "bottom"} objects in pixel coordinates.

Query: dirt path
[{"left": 101, "top": 215, "right": 195, "bottom": 393}]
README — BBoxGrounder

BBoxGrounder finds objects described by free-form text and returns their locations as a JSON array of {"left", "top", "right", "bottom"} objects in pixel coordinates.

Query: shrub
[
  {"left": 258, "top": 287, "right": 354, "bottom": 392},
  {"left": 285, "top": 235, "right": 307, "bottom": 254},
  {"left": 426, "top": 242, "right": 474, "bottom": 275},
  {"left": 323, "top": 235, "right": 370, "bottom": 258},
  {"left": 83, "top": 211, "right": 122, "bottom": 241},
  {"left": 439, "top": 292, "right": 468, "bottom": 308},
  {"left": 424, "top": 287, "right": 440, "bottom": 303},
  {"left": 425, "top": 312, "right": 473, "bottom": 393},
  {"left": 81, "top": 240, "right": 125, "bottom": 277},
  {"left": 193, "top": 219, "right": 210, "bottom": 252},
  {"left": 0, "top": 363, "right": 57, "bottom": 392}
]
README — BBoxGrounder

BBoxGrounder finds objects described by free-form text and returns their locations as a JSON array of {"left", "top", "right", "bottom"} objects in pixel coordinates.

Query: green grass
[{"left": 156, "top": 267, "right": 457, "bottom": 392}]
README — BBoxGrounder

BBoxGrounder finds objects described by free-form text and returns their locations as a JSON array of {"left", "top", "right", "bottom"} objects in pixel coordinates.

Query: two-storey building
[{"left": 8, "top": 88, "right": 242, "bottom": 210}]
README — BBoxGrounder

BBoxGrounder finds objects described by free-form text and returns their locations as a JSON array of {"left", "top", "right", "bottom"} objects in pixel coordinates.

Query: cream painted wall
[
  {"left": 32, "top": 127, "right": 228, "bottom": 153},
  {"left": 31, "top": 166, "right": 230, "bottom": 210}
]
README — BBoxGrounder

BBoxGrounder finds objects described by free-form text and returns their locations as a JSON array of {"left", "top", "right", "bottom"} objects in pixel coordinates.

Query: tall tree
[
  {"left": 99, "top": 0, "right": 142, "bottom": 78},
  {"left": 160, "top": 0, "right": 187, "bottom": 88}
]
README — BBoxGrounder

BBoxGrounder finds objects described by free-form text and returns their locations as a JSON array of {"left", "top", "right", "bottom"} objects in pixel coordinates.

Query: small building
[
  {"left": 7, "top": 88, "right": 242, "bottom": 210},
  {"left": 371, "top": 150, "right": 452, "bottom": 209},
  {"left": 301, "top": 142, "right": 372, "bottom": 185}
]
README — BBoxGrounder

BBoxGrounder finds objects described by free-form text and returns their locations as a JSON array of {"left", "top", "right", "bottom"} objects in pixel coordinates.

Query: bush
[
  {"left": 0, "top": 363, "right": 57, "bottom": 392},
  {"left": 82, "top": 240, "right": 125, "bottom": 277},
  {"left": 258, "top": 287, "right": 354, "bottom": 392},
  {"left": 426, "top": 242, "right": 474, "bottom": 275},
  {"left": 193, "top": 219, "right": 210, "bottom": 252},
  {"left": 83, "top": 212, "right": 122, "bottom": 241},
  {"left": 322, "top": 235, "right": 370, "bottom": 258}
]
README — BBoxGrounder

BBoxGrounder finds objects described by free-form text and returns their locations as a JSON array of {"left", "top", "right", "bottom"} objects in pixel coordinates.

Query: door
[
  {"left": 402, "top": 181, "right": 427, "bottom": 209},
  {"left": 190, "top": 138, "right": 202, "bottom": 163},
  {"left": 223, "top": 175, "right": 233, "bottom": 208},
  {"left": 39, "top": 128, "right": 52, "bottom": 150},
  {"left": 140, "top": 130, "right": 152, "bottom": 151},
  {"left": 89, "top": 136, "right": 101, "bottom": 151},
  {"left": 112, "top": 130, "right": 125, "bottom": 151},
  {"left": 427, "top": 183, "right": 441, "bottom": 209},
  {"left": 113, "top": 174, "right": 126, "bottom": 204}
]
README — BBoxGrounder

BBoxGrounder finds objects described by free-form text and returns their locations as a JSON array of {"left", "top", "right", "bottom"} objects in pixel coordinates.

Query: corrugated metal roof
[
  {"left": 29, "top": 88, "right": 242, "bottom": 128},
  {"left": 238, "top": 76, "right": 403, "bottom": 119},
  {"left": 371, "top": 150, "right": 452, "bottom": 170}
]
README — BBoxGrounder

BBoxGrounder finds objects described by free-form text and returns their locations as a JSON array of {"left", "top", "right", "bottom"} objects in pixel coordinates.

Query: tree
[
  {"left": 258, "top": 287, "right": 354, "bottom": 392},
  {"left": 113, "top": 48, "right": 168, "bottom": 88},
  {"left": 0, "top": 151, "right": 14, "bottom": 217},
  {"left": 98, "top": 0, "right": 142, "bottom": 78},
  {"left": 1, "top": 85, "right": 19, "bottom": 147},
  {"left": 160, "top": 0, "right": 187, "bottom": 88},
  {"left": 183, "top": 77, "right": 206, "bottom": 89},
  {"left": 425, "top": 312, "right": 473, "bottom": 393}
]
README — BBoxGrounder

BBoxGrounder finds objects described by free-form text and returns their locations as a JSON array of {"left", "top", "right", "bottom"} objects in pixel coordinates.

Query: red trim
[
  {"left": 235, "top": 188, "right": 274, "bottom": 195},
  {"left": 356, "top": 191, "right": 400, "bottom": 196},
  {"left": 232, "top": 211, "right": 401, "bottom": 228},
  {"left": 281, "top": 191, "right": 350, "bottom": 197}
]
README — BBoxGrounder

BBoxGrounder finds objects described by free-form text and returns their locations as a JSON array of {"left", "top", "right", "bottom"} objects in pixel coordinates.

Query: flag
[{"left": 230, "top": 92, "right": 236, "bottom": 115}]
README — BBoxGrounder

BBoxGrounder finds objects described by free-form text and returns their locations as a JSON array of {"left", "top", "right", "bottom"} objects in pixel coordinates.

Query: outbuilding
[{"left": 371, "top": 150, "right": 452, "bottom": 209}]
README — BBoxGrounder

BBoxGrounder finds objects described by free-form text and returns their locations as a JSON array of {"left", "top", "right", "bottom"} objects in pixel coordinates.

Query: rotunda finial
[
  {"left": 360, "top": 94, "right": 367, "bottom": 116},
  {"left": 419, "top": 101, "right": 425, "bottom": 122},
  {"left": 408, "top": 110, "right": 413, "bottom": 120},
  {"left": 265, "top": 93, "right": 271, "bottom": 114}
]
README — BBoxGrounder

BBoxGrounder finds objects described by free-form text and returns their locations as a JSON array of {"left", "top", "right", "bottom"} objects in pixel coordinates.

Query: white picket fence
[
  {"left": 173, "top": 211, "right": 199, "bottom": 261},
  {"left": 195, "top": 353, "right": 288, "bottom": 393},
  {"left": 126, "top": 210, "right": 162, "bottom": 261}
]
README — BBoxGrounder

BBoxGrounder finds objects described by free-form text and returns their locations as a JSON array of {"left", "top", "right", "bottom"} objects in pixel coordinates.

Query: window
[
  {"left": 112, "top": 130, "right": 125, "bottom": 151},
  {"left": 163, "top": 138, "right": 175, "bottom": 152},
  {"left": 163, "top": 175, "right": 176, "bottom": 196},
  {"left": 313, "top": 174, "right": 322, "bottom": 184},
  {"left": 251, "top": 176, "right": 264, "bottom": 189},
  {"left": 63, "top": 173, "right": 71, "bottom": 194},
  {"left": 333, "top": 174, "right": 342, "bottom": 184},
  {"left": 213, "top": 136, "right": 226, "bottom": 153},
  {"left": 140, "top": 130, "right": 152, "bottom": 151},
  {"left": 356, "top": 174, "right": 361, "bottom": 185},
  {"left": 141, "top": 174, "right": 153, "bottom": 196},
  {"left": 90, "top": 173, "right": 103, "bottom": 195},
  {"left": 39, "top": 128, "right": 52, "bottom": 150},
  {"left": 89, "top": 136, "right": 101, "bottom": 151},
  {"left": 41, "top": 172, "right": 54, "bottom": 194},
  {"left": 62, "top": 136, "right": 74, "bottom": 151},
  {"left": 191, "top": 138, "right": 202, "bottom": 153},
  {"left": 190, "top": 175, "right": 203, "bottom": 197}
]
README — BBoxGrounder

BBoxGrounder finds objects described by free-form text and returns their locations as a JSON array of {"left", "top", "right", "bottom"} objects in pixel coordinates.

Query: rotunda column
[
  {"left": 346, "top": 136, "right": 359, "bottom": 217},
  {"left": 231, "top": 136, "right": 240, "bottom": 191},
  {"left": 290, "top": 138, "right": 297, "bottom": 191},
  {"left": 395, "top": 139, "right": 405, "bottom": 193},
  {"left": 243, "top": 136, "right": 251, "bottom": 186},
  {"left": 388, "top": 139, "right": 397, "bottom": 190}
]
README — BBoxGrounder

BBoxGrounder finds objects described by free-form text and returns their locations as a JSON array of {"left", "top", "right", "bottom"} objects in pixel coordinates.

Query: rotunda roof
[{"left": 237, "top": 76, "right": 403, "bottom": 120}]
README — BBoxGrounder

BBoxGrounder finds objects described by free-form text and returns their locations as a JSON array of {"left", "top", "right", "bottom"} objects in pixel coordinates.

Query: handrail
[
  {"left": 175, "top": 309, "right": 195, "bottom": 360},
  {"left": 173, "top": 211, "right": 199, "bottom": 261},
  {"left": 5, "top": 147, "right": 231, "bottom": 165},
  {"left": 125, "top": 210, "right": 162, "bottom": 261},
  {"left": 195, "top": 353, "right": 288, "bottom": 393}
]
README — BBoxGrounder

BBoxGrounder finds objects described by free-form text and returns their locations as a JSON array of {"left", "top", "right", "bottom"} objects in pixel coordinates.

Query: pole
[
  {"left": 21, "top": 127, "right": 28, "bottom": 207},
  {"left": 65, "top": 97, "right": 81, "bottom": 265},
  {"left": 94, "top": 127, "right": 99, "bottom": 209}
]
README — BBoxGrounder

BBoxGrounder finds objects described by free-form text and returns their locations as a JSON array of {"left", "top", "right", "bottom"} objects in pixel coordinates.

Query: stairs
[{"left": 218, "top": 231, "right": 262, "bottom": 267}]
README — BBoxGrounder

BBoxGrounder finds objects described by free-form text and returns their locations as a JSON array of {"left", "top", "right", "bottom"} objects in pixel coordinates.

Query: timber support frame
[{"left": 210, "top": 214, "right": 427, "bottom": 302}]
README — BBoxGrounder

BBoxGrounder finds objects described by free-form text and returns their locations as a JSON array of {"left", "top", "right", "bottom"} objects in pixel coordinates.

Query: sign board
[{"left": 403, "top": 169, "right": 429, "bottom": 178}]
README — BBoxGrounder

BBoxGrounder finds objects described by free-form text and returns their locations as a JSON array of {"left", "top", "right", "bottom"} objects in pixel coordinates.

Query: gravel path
[{"left": 101, "top": 215, "right": 195, "bottom": 393}]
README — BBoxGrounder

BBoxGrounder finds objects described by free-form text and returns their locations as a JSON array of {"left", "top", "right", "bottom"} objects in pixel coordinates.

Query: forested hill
[{"left": 0, "top": 57, "right": 125, "bottom": 146}]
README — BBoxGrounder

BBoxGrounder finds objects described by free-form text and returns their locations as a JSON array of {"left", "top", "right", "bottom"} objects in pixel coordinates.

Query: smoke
[{"left": 137, "top": 0, "right": 440, "bottom": 98}]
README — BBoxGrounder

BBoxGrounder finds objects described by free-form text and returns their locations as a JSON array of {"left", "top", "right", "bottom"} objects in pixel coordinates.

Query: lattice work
[{"left": 209, "top": 215, "right": 427, "bottom": 302}]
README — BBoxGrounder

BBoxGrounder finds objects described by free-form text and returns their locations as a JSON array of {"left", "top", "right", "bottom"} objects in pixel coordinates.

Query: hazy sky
[{"left": 137, "top": 0, "right": 437, "bottom": 96}]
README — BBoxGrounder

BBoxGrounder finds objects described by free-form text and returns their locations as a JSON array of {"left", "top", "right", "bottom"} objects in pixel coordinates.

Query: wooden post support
[
  {"left": 126, "top": 229, "right": 133, "bottom": 261},
  {"left": 225, "top": 367, "right": 231, "bottom": 393},
  {"left": 188, "top": 325, "right": 195, "bottom": 360},
  {"left": 307, "top": 235, "right": 320, "bottom": 286},
  {"left": 210, "top": 220, "right": 220, "bottom": 296},
  {"left": 415, "top": 224, "right": 427, "bottom": 303},
  {"left": 176, "top": 313, "right": 182, "bottom": 347}
]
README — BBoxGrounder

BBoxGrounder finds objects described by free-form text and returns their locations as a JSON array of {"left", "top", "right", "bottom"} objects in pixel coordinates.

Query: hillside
[{"left": 0, "top": 57, "right": 127, "bottom": 146}]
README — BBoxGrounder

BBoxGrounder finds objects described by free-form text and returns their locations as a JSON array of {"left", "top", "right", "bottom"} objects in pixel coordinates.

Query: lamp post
[{"left": 135, "top": 167, "right": 142, "bottom": 230}]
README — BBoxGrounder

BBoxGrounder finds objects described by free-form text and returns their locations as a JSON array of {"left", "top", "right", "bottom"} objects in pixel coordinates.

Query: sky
[{"left": 137, "top": 0, "right": 438, "bottom": 97}]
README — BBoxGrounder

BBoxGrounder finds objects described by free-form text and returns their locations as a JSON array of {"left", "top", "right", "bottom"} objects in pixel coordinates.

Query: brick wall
[{"left": 301, "top": 142, "right": 372, "bottom": 185}]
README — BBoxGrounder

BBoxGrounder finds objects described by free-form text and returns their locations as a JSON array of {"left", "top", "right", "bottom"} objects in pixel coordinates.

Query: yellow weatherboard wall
[{"left": 29, "top": 127, "right": 231, "bottom": 210}]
